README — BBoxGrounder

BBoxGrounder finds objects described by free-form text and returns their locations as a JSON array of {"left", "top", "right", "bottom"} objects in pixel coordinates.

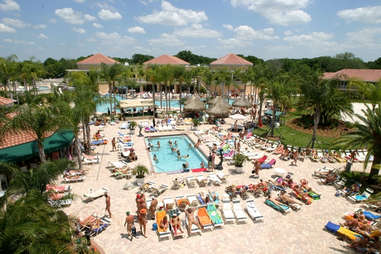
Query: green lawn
[{"left": 253, "top": 112, "right": 338, "bottom": 149}]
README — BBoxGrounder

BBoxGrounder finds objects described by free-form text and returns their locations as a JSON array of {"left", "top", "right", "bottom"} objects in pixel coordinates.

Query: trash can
[
  {"left": 345, "top": 161, "right": 352, "bottom": 172},
  {"left": 152, "top": 223, "right": 158, "bottom": 231}
]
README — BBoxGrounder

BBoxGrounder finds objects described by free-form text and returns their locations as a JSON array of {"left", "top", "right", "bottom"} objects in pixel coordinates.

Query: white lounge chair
[
  {"left": 221, "top": 201, "right": 235, "bottom": 223},
  {"left": 216, "top": 172, "right": 227, "bottom": 183},
  {"left": 197, "top": 175, "right": 208, "bottom": 187},
  {"left": 82, "top": 155, "right": 99, "bottom": 165},
  {"left": 83, "top": 187, "right": 109, "bottom": 202},
  {"left": 186, "top": 176, "right": 197, "bottom": 188},
  {"left": 187, "top": 195, "right": 199, "bottom": 207},
  {"left": 163, "top": 197, "right": 175, "bottom": 210},
  {"left": 232, "top": 201, "right": 248, "bottom": 223},
  {"left": 246, "top": 199, "right": 264, "bottom": 222},
  {"left": 63, "top": 175, "right": 85, "bottom": 183},
  {"left": 208, "top": 174, "right": 222, "bottom": 186}
]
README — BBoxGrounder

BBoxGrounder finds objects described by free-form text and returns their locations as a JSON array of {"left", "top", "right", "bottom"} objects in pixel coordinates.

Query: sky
[{"left": 0, "top": 0, "right": 381, "bottom": 61}]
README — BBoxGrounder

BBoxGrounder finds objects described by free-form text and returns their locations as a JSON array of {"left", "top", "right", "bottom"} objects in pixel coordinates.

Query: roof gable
[
  {"left": 323, "top": 69, "right": 381, "bottom": 83},
  {"left": 143, "top": 54, "right": 189, "bottom": 65},
  {"left": 77, "top": 53, "right": 119, "bottom": 65},
  {"left": 210, "top": 53, "right": 253, "bottom": 66}
]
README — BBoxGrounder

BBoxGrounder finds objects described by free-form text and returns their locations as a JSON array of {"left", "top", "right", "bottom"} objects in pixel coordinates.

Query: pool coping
[{"left": 144, "top": 132, "right": 208, "bottom": 174}]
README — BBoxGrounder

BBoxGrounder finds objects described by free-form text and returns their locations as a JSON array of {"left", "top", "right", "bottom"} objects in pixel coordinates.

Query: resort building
[
  {"left": 77, "top": 53, "right": 120, "bottom": 71},
  {"left": 143, "top": 54, "right": 190, "bottom": 66},
  {"left": 323, "top": 68, "right": 381, "bottom": 89}
]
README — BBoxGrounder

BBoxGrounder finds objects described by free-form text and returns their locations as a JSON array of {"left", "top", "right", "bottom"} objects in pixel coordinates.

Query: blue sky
[{"left": 0, "top": 0, "right": 380, "bottom": 61}]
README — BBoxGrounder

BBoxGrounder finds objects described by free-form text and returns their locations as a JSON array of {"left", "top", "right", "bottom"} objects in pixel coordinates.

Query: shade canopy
[
  {"left": 230, "top": 114, "right": 247, "bottom": 120},
  {"left": 208, "top": 96, "right": 231, "bottom": 108},
  {"left": 184, "top": 96, "right": 205, "bottom": 112},
  {"left": 207, "top": 100, "right": 230, "bottom": 117},
  {"left": 232, "top": 98, "right": 251, "bottom": 108},
  {"left": 0, "top": 130, "right": 74, "bottom": 163}
]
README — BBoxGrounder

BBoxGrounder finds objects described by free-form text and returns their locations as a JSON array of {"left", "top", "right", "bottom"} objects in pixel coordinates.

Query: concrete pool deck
[{"left": 61, "top": 119, "right": 372, "bottom": 254}]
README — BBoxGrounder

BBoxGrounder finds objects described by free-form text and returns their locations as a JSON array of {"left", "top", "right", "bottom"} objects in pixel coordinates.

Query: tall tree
[
  {"left": 337, "top": 105, "right": 381, "bottom": 181},
  {"left": 100, "top": 63, "right": 123, "bottom": 114}
]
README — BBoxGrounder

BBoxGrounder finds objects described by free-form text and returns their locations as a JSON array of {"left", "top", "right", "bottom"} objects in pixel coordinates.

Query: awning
[
  {"left": 0, "top": 130, "right": 74, "bottom": 162},
  {"left": 119, "top": 99, "right": 154, "bottom": 108}
]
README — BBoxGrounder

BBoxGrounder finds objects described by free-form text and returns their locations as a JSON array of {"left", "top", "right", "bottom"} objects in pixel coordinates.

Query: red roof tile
[
  {"left": 323, "top": 69, "right": 381, "bottom": 83},
  {"left": 77, "top": 53, "right": 119, "bottom": 65},
  {"left": 0, "top": 96, "right": 14, "bottom": 106},
  {"left": 143, "top": 55, "right": 189, "bottom": 65},
  {"left": 210, "top": 54, "right": 253, "bottom": 66},
  {"left": 0, "top": 130, "right": 54, "bottom": 149}
]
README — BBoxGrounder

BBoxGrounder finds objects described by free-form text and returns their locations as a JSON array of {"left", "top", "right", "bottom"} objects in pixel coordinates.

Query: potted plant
[
  {"left": 133, "top": 165, "right": 149, "bottom": 185},
  {"left": 192, "top": 118, "right": 200, "bottom": 130},
  {"left": 129, "top": 121, "right": 137, "bottom": 130},
  {"left": 233, "top": 153, "right": 247, "bottom": 173}
]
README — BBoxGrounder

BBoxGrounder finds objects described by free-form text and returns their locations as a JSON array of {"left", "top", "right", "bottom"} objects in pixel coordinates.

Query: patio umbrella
[
  {"left": 184, "top": 96, "right": 205, "bottom": 112},
  {"left": 232, "top": 98, "right": 251, "bottom": 108},
  {"left": 230, "top": 114, "right": 247, "bottom": 121},
  {"left": 207, "top": 100, "right": 230, "bottom": 117}
]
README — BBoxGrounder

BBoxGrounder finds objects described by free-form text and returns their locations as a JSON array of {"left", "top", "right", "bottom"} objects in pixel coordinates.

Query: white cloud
[
  {"left": 223, "top": 24, "right": 234, "bottom": 31},
  {"left": 55, "top": 8, "right": 96, "bottom": 24},
  {"left": 284, "top": 32, "right": 333, "bottom": 43},
  {"left": 73, "top": 27, "right": 86, "bottom": 34},
  {"left": 3, "top": 38, "right": 34, "bottom": 45},
  {"left": 234, "top": 25, "right": 278, "bottom": 40},
  {"left": 95, "top": 32, "right": 134, "bottom": 44},
  {"left": 149, "top": 33, "right": 184, "bottom": 47},
  {"left": 74, "top": 0, "right": 86, "bottom": 3},
  {"left": 0, "top": 23, "right": 15, "bottom": 32},
  {"left": 128, "top": 26, "right": 146, "bottom": 34},
  {"left": 230, "top": 0, "right": 311, "bottom": 26},
  {"left": 0, "top": 0, "right": 20, "bottom": 11},
  {"left": 338, "top": 6, "right": 381, "bottom": 24},
  {"left": 283, "top": 30, "right": 293, "bottom": 36},
  {"left": 138, "top": 0, "right": 207, "bottom": 26},
  {"left": 283, "top": 32, "right": 336, "bottom": 50},
  {"left": 98, "top": 9, "right": 122, "bottom": 20},
  {"left": 174, "top": 24, "right": 221, "bottom": 38},
  {"left": 139, "top": 0, "right": 157, "bottom": 5},
  {"left": 33, "top": 24, "right": 47, "bottom": 29},
  {"left": 2, "top": 17, "right": 26, "bottom": 28},
  {"left": 84, "top": 14, "right": 96, "bottom": 21},
  {"left": 38, "top": 33, "right": 48, "bottom": 39},
  {"left": 345, "top": 28, "right": 381, "bottom": 49},
  {"left": 92, "top": 22, "right": 103, "bottom": 28}
]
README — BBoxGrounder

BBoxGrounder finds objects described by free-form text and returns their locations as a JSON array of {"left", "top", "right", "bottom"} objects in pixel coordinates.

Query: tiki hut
[
  {"left": 207, "top": 100, "right": 230, "bottom": 118},
  {"left": 184, "top": 96, "right": 205, "bottom": 112},
  {"left": 232, "top": 97, "right": 251, "bottom": 108}
]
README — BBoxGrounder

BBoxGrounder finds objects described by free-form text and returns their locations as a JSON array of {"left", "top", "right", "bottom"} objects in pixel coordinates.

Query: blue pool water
[{"left": 146, "top": 135, "right": 208, "bottom": 173}]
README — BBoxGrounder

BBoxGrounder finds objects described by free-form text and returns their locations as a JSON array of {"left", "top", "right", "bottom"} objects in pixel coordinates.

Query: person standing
[
  {"left": 104, "top": 193, "right": 112, "bottom": 218},
  {"left": 111, "top": 137, "right": 116, "bottom": 152},
  {"left": 124, "top": 211, "right": 135, "bottom": 241},
  {"left": 138, "top": 208, "right": 147, "bottom": 238}
]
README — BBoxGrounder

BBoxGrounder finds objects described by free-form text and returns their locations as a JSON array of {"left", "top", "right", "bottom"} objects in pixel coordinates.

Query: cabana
[{"left": 119, "top": 99, "right": 154, "bottom": 117}]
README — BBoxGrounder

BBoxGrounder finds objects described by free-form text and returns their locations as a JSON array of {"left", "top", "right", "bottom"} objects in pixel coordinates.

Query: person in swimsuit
[
  {"left": 104, "top": 193, "right": 112, "bottom": 218},
  {"left": 138, "top": 208, "right": 147, "bottom": 238},
  {"left": 124, "top": 211, "right": 135, "bottom": 240},
  {"left": 159, "top": 214, "right": 169, "bottom": 231},
  {"left": 171, "top": 213, "right": 184, "bottom": 236},
  {"left": 185, "top": 207, "right": 202, "bottom": 234}
]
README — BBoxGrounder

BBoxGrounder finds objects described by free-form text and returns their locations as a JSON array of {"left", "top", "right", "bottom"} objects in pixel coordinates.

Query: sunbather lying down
[
  {"left": 279, "top": 191, "right": 302, "bottom": 206},
  {"left": 342, "top": 215, "right": 374, "bottom": 235},
  {"left": 185, "top": 207, "right": 202, "bottom": 233}
]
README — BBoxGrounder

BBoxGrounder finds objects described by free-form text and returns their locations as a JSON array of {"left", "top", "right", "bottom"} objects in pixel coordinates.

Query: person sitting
[
  {"left": 95, "top": 130, "right": 102, "bottom": 140},
  {"left": 195, "top": 139, "right": 201, "bottom": 148},
  {"left": 273, "top": 144, "right": 284, "bottom": 155},
  {"left": 182, "top": 162, "right": 189, "bottom": 172},
  {"left": 323, "top": 172, "right": 338, "bottom": 184},
  {"left": 343, "top": 183, "right": 360, "bottom": 196},
  {"left": 170, "top": 212, "right": 184, "bottom": 236},
  {"left": 128, "top": 150, "right": 137, "bottom": 161},
  {"left": 279, "top": 190, "right": 303, "bottom": 207},
  {"left": 200, "top": 161, "right": 205, "bottom": 168},
  {"left": 280, "top": 148, "right": 290, "bottom": 160},
  {"left": 290, "top": 150, "right": 298, "bottom": 166},
  {"left": 157, "top": 141, "right": 160, "bottom": 149},
  {"left": 159, "top": 214, "right": 169, "bottom": 232}
]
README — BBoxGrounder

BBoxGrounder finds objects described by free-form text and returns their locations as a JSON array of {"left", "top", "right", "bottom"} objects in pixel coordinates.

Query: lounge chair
[
  {"left": 175, "top": 196, "right": 190, "bottom": 211},
  {"left": 63, "top": 175, "right": 85, "bottom": 183},
  {"left": 186, "top": 176, "right": 197, "bottom": 188},
  {"left": 46, "top": 184, "right": 71, "bottom": 193},
  {"left": 155, "top": 210, "right": 171, "bottom": 240},
  {"left": 197, "top": 207, "right": 214, "bottom": 231},
  {"left": 325, "top": 221, "right": 362, "bottom": 241},
  {"left": 163, "top": 197, "right": 175, "bottom": 210},
  {"left": 246, "top": 199, "right": 264, "bottom": 222},
  {"left": 48, "top": 197, "right": 72, "bottom": 207},
  {"left": 206, "top": 204, "right": 224, "bottom": 228},
  {"left": 197, "top": 175, "right": 208, "bottom": 187},
  {"left": 208, "top": 174, "right": 222, "bottom": 186},
  {"left": 348, "top": 188, "right": 374, "bottom": 203},
  {"left": 265, "top": 199, "right": 290, "bottom": 214},
  {"left": 216, "top": 172, "right": 227, "bottom": 183},
  {"left": 83, "top": 187, "right": 109, "bottom": 202},
  {"left": 151, "top": 184, "right": 168, "bottom": 197},
  {"left": 261, "top": 159, "right": 276, "bottom": 169},
  {"left": 186, "top": 195, "right": 199, "bottom": 207},
  {"left": 232, "top": 200, "right": 248, "bottom": 223},
  {"left": 89, "top": 216, "right": 110, "bottom": 236},
  {"left": 363, "top": 210, "right": 381, "bottom": 221},
  {"left": 221, "top": 200, "right": 235, "bottom": 223},
  {"left": 184, "top": 213, "right": 201, "bottom": 236},
  {"left": 168, "top": 213, "right": 185, "bottom": 239},
  {"left": 208, "top": 191, "right": 220, "bottom": 207},
  {"left": 82, "top": 155, "right": 100, "bottom": 165}
]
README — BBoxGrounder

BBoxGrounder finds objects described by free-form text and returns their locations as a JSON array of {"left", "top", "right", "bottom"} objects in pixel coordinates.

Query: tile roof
[
  {"left": 323, "top": 69, "right": 381, "bottom": 83},
  {"left": 0, "top": 130, "right": 54, "bottom": 149},
  {"left": 210, "top": 53, "right": 253, "bottom": 66},
  {"left": 143, "top": 55, "right": 190, "bottom": 65},
  {"left": 0, "top": 96, "right": 14, "bottom": 106},
  {"left": 77, "top": 53, "right": 119, "bottom": 65}
]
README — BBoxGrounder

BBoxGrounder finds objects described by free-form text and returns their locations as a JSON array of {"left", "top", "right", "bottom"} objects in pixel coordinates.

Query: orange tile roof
[
  {"left": 77, "top": 53, "right": 119, "bottom": 65},
  {"left": 143, "top": 55, "right": 189, "bottom": 65},
  {"left": 323, "top": 69, "right": 381, "bottom": 83},
  {"left": 0, "top": 96, "right": 14, "bottom": 106},
  {"left": 210, "top": 53, "right": 253, "bottom": 66},
  {"left": 0, "top": 130, "right": 54, "bottom": 149}
]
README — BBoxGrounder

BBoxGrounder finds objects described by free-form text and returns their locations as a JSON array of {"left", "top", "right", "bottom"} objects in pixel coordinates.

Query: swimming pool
[{"left": 145, "top": 135, "right": 208, "bottom": 173}]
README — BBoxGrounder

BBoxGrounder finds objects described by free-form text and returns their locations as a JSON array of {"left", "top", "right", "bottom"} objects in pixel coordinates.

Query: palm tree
[
  {"left": 337, "top": 105, "right": 381, "bottom": 181},
  {"left": 348, "top": 79, "right": 381, "bottom": 110},
  {"left": 299, "top": 71, "right": 352, "bottom": 148},
  {"left": 145, "top": 66, "right": 160, "bottom": 122},
  {"left": 100, "top": 63, "right": 123, "bottom": 114},
  {"left": 0, "top": 103, "right": 65, "bottom": 163},
  {"left": 0, "top": 55, "right": 18, "bottom": 97},
  {"left": 173, "top": 66, "right": 185, "bottom": 112}
]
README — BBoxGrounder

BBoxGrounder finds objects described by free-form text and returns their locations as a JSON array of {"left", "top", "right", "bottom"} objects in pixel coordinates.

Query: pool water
[{"left": 146, "top": 135, "right": 208, "bottom": 173}]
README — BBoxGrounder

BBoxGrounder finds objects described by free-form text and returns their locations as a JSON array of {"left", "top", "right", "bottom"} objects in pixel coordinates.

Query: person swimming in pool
[
  {"left": 182, "top": 154, "right": 190, "bottom": 159},
  {"left": 177, "top": 150, "right": 181, "bottom": 160},
  {"left": 168, "top": 140, "right": 172, "bottom": 145},
  {"left": 171, "top": 147, "right": 177, "bottom": 153},
  {"left": 200, "top": 161, "right": 205, "bottom": 168},
  {"left": 174, "top": 140, "right": 178, "bottom": 146},
  {"left": 157, "top": 141, "right": 160, "bottom": 149},
  {"left": 153, "top": 154, "right": 158, "bottom": 162}
]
